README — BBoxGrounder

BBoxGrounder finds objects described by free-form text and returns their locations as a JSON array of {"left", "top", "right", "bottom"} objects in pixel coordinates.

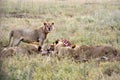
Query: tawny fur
[
  {"left": 8, "top": 22, "right": 54, "bottom": 49},
  {"left": 73, "top": 45, "right": 120, "bottom": 61},
  {"left": 51, "top": 39, "right": 120, "bottom": 61},
  {"left": 0, "top": 44, "right": 40, "bottom": 58}
]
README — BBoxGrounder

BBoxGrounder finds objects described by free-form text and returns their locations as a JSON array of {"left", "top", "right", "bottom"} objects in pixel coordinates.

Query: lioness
[
  {"left": 51, "top": 39, "right": 120, "bottom": 61},
  {"left": 8, "top": 22, "right": 54, "bottom": 51}
]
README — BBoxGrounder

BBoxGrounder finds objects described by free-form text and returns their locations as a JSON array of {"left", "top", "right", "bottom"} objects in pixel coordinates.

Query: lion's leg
[
  {"left": 12, "top": 38, "right": 22, "bottom": 47},
  {"left": 9, "top": 41, "right": 13, "bottom": 47},
  {"left": 38, "top": 39, "right": 44, "bottom": 51}
]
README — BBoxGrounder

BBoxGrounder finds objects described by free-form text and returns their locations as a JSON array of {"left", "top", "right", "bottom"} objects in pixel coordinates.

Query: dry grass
[{"left": 0, "top": 0, "right": 120, "bottom": 80}]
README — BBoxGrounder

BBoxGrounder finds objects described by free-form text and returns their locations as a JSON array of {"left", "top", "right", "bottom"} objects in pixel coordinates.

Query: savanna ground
[{"left": 0, "top": 0, "right": 120, "bottom": 80}]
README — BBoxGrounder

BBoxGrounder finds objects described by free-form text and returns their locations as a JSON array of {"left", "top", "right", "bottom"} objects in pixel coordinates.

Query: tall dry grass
[{"left": 0, "top": 0, "right": 120, "bottom": 80}]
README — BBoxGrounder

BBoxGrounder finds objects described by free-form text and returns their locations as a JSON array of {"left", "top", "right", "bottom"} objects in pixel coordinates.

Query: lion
[
  {"left": 50, "top": 39, "right": 76, "bottom": 59},
  {"left": 0, "top": 43, "right": 41, "bottom": 58},
  {"left": 40, "top": 39, "right": 120, "bottom": 62},
  {"left": 73, "top": 45, "right": 120, "bottom": 61},
  {"left": 41, "top": 44, "right": 55, "bottom": 56},
  {"left": 7, "top": 22, "right": 54, "bottom": 51}
]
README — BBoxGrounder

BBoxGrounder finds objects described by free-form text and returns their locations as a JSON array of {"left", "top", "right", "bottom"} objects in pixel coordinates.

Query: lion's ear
[
  {"left": 55, "top": 39, "right": 59, "bottom": 44},
  {"left": 51, "top": 22, "right": 54, "bottom": 25},
  {"left": 44, "top": 22, "right": 47, "bottom": 26},
  {"left": 71, "top": 44, "right": 76, "bottom": 49}
]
